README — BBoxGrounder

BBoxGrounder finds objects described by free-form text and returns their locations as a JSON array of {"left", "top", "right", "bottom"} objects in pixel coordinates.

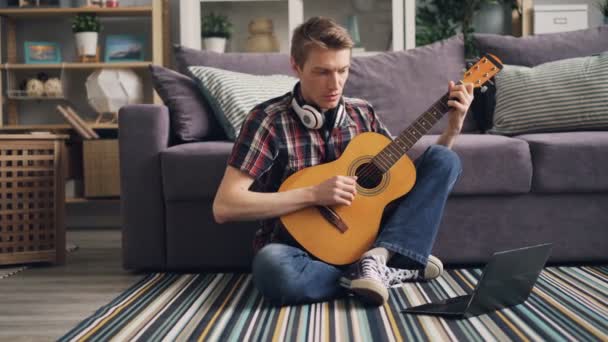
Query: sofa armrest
[{"left": 119, "top": 104, "right": 170, "bottom": 270}]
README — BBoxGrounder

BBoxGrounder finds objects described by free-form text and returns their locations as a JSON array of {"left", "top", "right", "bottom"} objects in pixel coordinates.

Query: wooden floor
[{"left": 0, "top": 229, "right": 141, "bottom": 341}]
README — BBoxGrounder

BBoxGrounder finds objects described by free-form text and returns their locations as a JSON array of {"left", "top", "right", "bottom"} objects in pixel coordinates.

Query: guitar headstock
[{"left": 463, "top": 54, "right": 503, "bottom": 88}]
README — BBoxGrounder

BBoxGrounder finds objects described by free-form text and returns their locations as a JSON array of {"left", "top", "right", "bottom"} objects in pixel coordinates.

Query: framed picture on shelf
[
  {"left": 104, "top": 35, "right": 145, "bottom": 63},
  {"left": 18, "top": 0, "right": 60, "bottom": 7},
  {"left": 24, "top": 41, "right": 62, "bottom": 64}
]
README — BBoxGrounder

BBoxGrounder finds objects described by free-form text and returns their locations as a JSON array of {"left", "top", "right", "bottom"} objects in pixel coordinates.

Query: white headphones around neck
[{"left": 291, "top": 94, "right": 345, "bottom": 130}]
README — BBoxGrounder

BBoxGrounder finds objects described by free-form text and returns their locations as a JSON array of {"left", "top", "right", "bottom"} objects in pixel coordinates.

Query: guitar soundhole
[{"left": 355, "top": 163, "right": 383, "bottom": 189}]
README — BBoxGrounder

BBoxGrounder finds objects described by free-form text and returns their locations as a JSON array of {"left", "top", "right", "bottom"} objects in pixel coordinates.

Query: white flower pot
[
  {"left": 75, "top": 32, "right": 98, "bottom": 57},
  {"left": 203, "top": 37, "right": 227, "bottom": 53}
]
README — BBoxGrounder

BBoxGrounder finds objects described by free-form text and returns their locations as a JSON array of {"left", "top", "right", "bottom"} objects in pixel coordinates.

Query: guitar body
[{"left": 279, "top": 132, "right": 416, "bottom": 265}]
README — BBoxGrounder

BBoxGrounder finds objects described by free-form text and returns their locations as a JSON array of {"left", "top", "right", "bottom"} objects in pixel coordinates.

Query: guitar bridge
[{"left": 316, "top": 206, "right": 349, "bottom": 233}]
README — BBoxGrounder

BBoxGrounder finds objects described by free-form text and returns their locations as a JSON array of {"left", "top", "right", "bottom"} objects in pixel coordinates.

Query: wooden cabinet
[
  {"left": 0, "top": 134, "right": 67, "bottom": 265},
  {"left": 82, "top": 139, "right": 119, "bottom": 197}
]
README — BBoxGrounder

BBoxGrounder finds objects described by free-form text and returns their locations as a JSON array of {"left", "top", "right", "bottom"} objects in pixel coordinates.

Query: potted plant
[
  {"left": 201, "top": 12, "right": 233, "bottom": 53},
  {"left": 72, "top": 13, "right": 102, "bottom": 57}
]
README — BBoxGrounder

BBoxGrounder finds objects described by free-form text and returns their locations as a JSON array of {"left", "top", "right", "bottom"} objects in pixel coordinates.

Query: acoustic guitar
[{"left": 278, "top": 54, "right": 503, "bottom": 265}]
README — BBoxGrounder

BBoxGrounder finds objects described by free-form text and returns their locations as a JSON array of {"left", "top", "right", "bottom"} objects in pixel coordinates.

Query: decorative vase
[
  {"left": 75, "top": 32, "right": 98, "bottom": 57},
  {"left": 246, "top": 18, "right": 279, "bottom": 53},
  {"left": 85, "top": 68, "right": 143, "bottom": 114},
  {"left": 203, "top": 37, "right": 227, "bottom": 53}
]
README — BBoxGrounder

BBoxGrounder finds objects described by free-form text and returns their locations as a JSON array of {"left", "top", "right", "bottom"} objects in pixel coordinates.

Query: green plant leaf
[{"left": 201, "top": 12, "right": 233, "bottom": 39}]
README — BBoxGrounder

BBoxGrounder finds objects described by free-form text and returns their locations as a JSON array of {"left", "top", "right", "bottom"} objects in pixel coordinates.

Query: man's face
[{"left": 291, "top": 46, "right": 351, "bottom": 111}]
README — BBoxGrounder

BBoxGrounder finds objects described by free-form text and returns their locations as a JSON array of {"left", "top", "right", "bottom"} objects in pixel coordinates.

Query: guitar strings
[{"left": 351, "top": 93, "right": 452, "bottom": 188}]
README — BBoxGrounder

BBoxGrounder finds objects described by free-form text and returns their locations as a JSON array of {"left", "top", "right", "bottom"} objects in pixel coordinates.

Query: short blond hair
[{"left": 291, "top": 16, "right": 354, "bottom": 68}]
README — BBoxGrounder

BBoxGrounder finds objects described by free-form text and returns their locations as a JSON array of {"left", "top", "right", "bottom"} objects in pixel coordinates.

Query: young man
[{"left": 213, "top": 17, "right": 474, "bottom": 306}]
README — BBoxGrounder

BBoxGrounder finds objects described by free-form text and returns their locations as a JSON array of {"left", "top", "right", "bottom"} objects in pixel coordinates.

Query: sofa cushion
[
  {"left": 346, "top": 35, "right": 473, "bottom": 134},
  {"left": 149, "top": 65, "right": 224, "bottom": 142},
  {"left": 473, "top": 26, "right": 608, "bottom": 67},
  {"left": 174, "top": 45, "right": 293, "bottom": 76},
  {"left": 516, "top": 132, "right": 608, "bottom": 193},
  {"left": 406, "top": 134, "right": 532, "bottom": 194},
  {"left": 162, "top": 135, "right": 533, "bottom": 199},
  {"left": 489, "top": 55, "right": 608, "bottom": 135},
  {"left": 161, "top": 142, "right": 234, "bottom": 200},
  {"left": 187, "top": 66, "right": 297, "bottom": 141}
]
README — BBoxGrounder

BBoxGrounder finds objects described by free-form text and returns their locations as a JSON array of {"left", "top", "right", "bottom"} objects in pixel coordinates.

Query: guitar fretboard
[{"left": 372, "top": 92, "right": 451, "bottom": 172}]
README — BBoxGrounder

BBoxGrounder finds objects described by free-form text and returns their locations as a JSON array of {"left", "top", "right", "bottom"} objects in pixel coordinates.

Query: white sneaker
[
  {"left": 340, "top": 255, "right": 389, "bottom": 306},
  {"left": 384, "top": 255, "right": 444, "bottom": 288},
  {"left": 424, "top": 255, "right": 443, "bottom": 280}
]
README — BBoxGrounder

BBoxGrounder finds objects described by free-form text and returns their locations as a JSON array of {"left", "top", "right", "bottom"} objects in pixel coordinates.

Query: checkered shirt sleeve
[
  {"left": 227, "top": 107, "right": 278, "bottom": 179},
  {"left": 366, "top": 103, "right": 392, "bottom": 138}
]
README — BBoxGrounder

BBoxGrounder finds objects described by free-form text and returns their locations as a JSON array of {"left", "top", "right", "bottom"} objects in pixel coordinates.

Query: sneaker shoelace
[
  {"left": 384, "top": 267, "right": 421, "bottom": 288},
  {"left": 358, "top": 255, "right": 388, "bottom": 285},
  {"left": 339, "top": 255, "right": 423, "bottom": 289}
]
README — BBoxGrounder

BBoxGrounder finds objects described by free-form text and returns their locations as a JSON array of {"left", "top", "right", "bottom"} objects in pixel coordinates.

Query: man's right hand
[{"left": 313, "top": 175, "right": 358, "bottom": 206}]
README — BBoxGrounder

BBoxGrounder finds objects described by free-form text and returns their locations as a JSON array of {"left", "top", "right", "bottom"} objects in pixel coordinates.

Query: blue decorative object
[
  {"left": 24, "top": 41, "right": 61, "bottom": 64},
  {"left": 104, "top": 35, "right": 145, "bottom": 63}
]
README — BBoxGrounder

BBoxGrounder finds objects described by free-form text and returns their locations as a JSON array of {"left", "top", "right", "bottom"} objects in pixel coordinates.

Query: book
[
  {"left": 66, "top": 106, "right": 99, "bottom": 139},
  {"left": 56, "top": 105, "right": 92, "bottom": 139}
]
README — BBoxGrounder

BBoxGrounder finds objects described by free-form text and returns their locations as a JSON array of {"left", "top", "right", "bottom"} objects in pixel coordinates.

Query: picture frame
[
  {"left": 18, "top": 0, "right": 60, "bottom": 7},
  {"left": 104, "top": 35, "right": 145, "bottom": 63},
  {"left": 24, "top": 41, "right": 62, "bottom": 64}
]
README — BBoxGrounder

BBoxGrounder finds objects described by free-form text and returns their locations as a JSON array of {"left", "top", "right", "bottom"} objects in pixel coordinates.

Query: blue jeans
[{"left": 252, "top": 145, "right": 462, "bottom": 305}]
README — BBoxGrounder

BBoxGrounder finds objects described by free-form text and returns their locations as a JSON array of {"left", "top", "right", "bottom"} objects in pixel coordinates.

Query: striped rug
[{"left": 60, "top": 266, "right": 608, "bottom": 341}]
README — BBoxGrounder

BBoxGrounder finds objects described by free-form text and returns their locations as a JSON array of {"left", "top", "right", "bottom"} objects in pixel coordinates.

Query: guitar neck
[{"left": 372, "top": 92, "right": 451, "bottom": 172}]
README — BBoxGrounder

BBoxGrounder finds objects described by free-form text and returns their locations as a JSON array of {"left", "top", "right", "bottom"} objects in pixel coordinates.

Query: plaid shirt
[{"left": 228, "top": 84, "right": 391, "bottom": 253}]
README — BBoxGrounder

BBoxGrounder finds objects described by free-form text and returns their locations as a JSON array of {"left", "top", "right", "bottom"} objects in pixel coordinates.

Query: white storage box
[{"left": 533, "top": 5, "right": 588, "bottom": 35}]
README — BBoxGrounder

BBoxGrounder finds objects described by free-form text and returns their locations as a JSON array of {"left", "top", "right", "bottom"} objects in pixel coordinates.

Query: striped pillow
[
  {"left": 489, "top": 54, "right": 608, "bottom": 135},
  {"left": 188, "top": 66, "right": 297, "bottom": 140}
]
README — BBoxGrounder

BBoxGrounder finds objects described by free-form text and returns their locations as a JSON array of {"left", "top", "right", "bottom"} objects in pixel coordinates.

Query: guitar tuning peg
[
  {"left": 480, "top": 85, "right": 488, "bottom": 93},
  {"left": 486, "top": 79, "right": 495, "bottom": 86}
]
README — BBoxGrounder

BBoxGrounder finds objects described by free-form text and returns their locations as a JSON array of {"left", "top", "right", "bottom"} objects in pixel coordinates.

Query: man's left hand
[{"left": 445, "top": 81, "right": 474, "bottom": 136}]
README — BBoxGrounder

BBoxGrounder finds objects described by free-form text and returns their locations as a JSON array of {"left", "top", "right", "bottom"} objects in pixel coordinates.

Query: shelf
[
  {"left": 201, "top": 0, "right": 282, "bottom": 2},
  {"left": 0, "top": 6, "right": 153, "bottom": 18},
  {"left": 2, "top": 62, "right": 152, "bottom": 70},
  {"left": 0, "top": 124, "right": 118, "bottom": 131},
  {"left": 66, "top": 197, "right": 120, "bottom": 204},
  {"left": 7, "top": 95, "right": 66, "bottom": 101}
]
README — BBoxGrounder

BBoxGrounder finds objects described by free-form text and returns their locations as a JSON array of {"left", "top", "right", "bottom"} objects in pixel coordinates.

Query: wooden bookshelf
[
  {"left": 0, "top": 0, "right": 166, "bottom": 126},
  {"left": 1, "top": 62, "right": 152, "bottom": 70},
  {"left": 0, "top": 6, "right": 152, "bottom": 18},
  {"left": 0, "top": 124, "right": 118, "bottom": 131},
  {"left": 0, "top": 1, "right": 168, "bottom": 205},
  {"left": 66, "top": 197, "right": 119, "bottom": 204}
]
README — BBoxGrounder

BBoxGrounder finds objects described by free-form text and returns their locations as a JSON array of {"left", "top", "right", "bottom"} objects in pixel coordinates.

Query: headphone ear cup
[
  {"left": 302, "top": 105, "right": 324, "bottom": 129},
  {"left": 291, "top": 98, "right": 324, "bottom": 129}
]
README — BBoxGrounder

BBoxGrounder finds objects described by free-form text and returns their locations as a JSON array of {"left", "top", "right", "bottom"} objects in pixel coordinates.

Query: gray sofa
[{"left": 120, "top": 31, "right": 608, "bottom": 271}]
